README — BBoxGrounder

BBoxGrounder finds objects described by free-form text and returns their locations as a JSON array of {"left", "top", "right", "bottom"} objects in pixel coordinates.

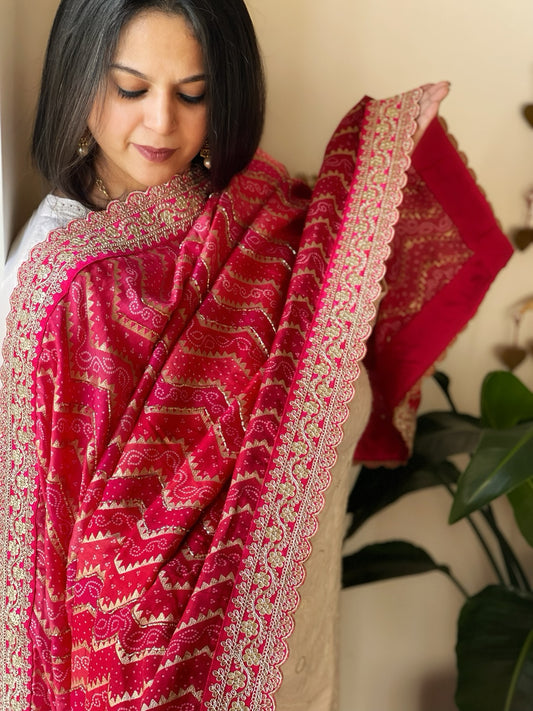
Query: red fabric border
[{"left": 355, "top": 118, "right": 513, "bottom": 463}]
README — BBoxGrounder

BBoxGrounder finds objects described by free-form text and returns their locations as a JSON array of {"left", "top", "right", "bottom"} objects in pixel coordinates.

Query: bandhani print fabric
[{"left": 0, "top": 90, "right": 512, "bottom": 710}]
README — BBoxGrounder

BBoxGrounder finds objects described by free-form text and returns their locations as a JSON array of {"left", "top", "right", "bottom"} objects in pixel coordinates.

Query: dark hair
[{"left": 32, "top": 0, "right": 265, "bottom": 209}]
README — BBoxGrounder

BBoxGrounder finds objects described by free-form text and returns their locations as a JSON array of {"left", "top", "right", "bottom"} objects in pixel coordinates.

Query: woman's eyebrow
[{"left": 110, "top": 63, "right": 206, "bottom": 84}]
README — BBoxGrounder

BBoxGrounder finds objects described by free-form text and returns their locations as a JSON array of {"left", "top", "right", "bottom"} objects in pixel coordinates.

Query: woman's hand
[{"left": 413, "top": 80, "right": 450, "bottom": 146}]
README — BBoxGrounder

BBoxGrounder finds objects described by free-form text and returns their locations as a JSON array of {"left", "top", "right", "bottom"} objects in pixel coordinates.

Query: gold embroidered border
[
  {"left": 0, "top": 171, "right": 208, "bottom": 711},
  {"left": 206, "top": 89, "right": 422, "bottom": 711}
]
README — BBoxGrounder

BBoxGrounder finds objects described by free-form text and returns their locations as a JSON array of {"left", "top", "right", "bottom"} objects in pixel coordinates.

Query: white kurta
[
  {"left": 275, "top": 368, "right": 371, "bottom": 711},
  {"left": 0, "top": 195, "right": 88, "bottom": 354}
]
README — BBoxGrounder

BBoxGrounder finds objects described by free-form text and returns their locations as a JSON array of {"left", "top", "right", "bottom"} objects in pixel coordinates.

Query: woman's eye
[
  {"left": 179, "top": 92, "right": 206, "bottom": 105},
  {"left": 116, "top": 86, "right": 146, "bottom": 100}
]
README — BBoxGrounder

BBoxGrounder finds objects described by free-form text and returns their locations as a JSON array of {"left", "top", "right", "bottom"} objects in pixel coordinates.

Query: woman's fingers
[{"left": 413, "top": 80, "right": 451, "bottom": 146}]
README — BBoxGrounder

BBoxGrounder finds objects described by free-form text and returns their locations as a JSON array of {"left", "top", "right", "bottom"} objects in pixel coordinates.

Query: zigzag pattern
[{"left": 28, "top": 154, "right": 317, "bottom": 709}]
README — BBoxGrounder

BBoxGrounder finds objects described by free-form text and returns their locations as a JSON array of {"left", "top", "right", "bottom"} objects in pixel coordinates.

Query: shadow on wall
[
  {"left": 418, "top": 668, "right": 457, "bottom": 711},
  {"left": 7, "top": 1, "right": 59, "bottom": 243}
]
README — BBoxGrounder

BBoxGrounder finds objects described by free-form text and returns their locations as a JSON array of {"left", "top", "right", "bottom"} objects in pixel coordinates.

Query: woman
[{"left": 0, "top": 1, "right": 512, "bottom": 710}]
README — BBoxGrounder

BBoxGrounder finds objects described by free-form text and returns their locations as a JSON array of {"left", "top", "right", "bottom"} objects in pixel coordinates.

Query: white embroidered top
[{"left": 0, "top": 195, "right": 89, "bottom": 356}]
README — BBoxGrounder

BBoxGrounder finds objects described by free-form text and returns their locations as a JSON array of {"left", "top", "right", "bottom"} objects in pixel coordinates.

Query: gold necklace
[{"left": 95, "top": 176, "right": 110, "bottom": 200}]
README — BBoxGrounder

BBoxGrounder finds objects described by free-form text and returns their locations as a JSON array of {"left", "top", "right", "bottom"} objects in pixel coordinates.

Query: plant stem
[
  {"left": 438, "top": 474, "right": 508, "bottom": 587},
  {"left": 482, "top": 506, "right": 532, "bottom": 592},
  {"left": 433, "top": 372, "right": 458, "bottom": 414},
  {"left": 443, "top": 570, "right": 469, "bottom": 599},
  {"left": 503, "top": 629, "right": 533, "bottom": 711},
  {"left": 462, "top": 513, "right": 508, "bottom": 586}
]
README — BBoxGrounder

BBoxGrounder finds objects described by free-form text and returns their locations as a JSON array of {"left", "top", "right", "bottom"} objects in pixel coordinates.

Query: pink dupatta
[{"left": 0, "top": 89, "right": 511, "bottom": 711}]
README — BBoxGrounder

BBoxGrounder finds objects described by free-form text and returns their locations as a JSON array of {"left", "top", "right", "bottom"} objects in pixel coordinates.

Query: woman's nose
[{"left": 144, "top": 93, "right": 176, "bottom": 135}]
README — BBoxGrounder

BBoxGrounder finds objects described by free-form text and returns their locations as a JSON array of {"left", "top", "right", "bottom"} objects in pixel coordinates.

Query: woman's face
[{"left": 88, "top": 10, "right": 207, "bottom": 200}]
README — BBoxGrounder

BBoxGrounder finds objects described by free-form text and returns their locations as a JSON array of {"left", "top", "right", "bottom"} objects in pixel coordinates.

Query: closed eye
[
  {"left": 116, "top": 86, "right": 204, "bottom": 104},
  {"left": 179, "top": 92, "right": 205, "bottom": 105},
  {"left": 116, "top": 86, "right": 146, "bottom": 100}
]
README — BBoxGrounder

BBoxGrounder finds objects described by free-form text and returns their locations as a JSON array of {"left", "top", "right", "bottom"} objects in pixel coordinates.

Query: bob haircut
[{"left": 32, "top": 0, "right": 265, "bottom": 209}]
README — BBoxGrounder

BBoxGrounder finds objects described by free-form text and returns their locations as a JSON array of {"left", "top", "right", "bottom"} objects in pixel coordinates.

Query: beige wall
[
  {"left": 0, "top": 0, "right": 58, "bottom": 257},
  {"left": 0, "top": 0, "right": 16, "bottom": 263},
  {"left": 1, "top": 2, "right": 532, "bottom": 709}
]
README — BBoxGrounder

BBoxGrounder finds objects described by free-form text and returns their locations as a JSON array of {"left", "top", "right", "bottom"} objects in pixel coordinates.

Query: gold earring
[
  {"left": 200, "top": 143, "right": 211, "bottom": 170},
  {"left": 78, "top": 131, "right": 91, "bottom": 157}
]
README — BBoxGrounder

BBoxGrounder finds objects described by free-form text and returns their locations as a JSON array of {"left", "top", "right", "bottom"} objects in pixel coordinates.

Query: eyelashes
[
  {"left": 116, "top": 86, "right": 145, "bottom": 100},
  {"left": 115, "top": 86, "right": 205, "bottom": 104},
  {"left": 179, "top": 92, "right": 206, "bottom": 105}
]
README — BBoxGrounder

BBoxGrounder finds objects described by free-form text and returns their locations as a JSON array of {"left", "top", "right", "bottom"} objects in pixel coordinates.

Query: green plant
[{"left": 343, "top": 370, "right": 533, "bottom": 711}]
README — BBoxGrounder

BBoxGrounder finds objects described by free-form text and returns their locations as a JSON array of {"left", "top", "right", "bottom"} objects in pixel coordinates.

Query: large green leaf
[
  {"left": 481, "top": 371, "right": 533, "bottom": 429},
  {"left": 455, "top": 586, "right": 533, "bottom": 711},
  {"left": 507, "top": 478, "right": 533, "bottom": 546},
  {"left": 449, "top": 423, "right": 533, "bottom": 522},
  {"left": 342, "top": 540, "right": 450, "bottom": 588},
  {"left": 346, "top": 458, "right": 459, "bottom": 538},
  {"left": 505, "top": 631, "right": 533, "bottom": 711},
  {"left": 415, "top": 411, "right": 482, "bottom": 462}
]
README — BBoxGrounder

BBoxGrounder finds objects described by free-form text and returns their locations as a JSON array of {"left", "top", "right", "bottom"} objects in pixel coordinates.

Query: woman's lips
[{"left": 133, "top": 144, "right": 176, "bottom": 163}]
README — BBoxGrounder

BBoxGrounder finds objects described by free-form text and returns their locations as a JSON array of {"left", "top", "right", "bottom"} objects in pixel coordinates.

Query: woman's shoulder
[
  {"left": 21, "top": 194, "right": 88, "bottom": 242},
  {"left": 6, "top": 194, "right": 88, "bottom": 271},
  {"left": 0, "top": 194, "right": 89, "bottom": 352},
  {"left": 1, "top": 194, "right": 88, "bottom": 305}
]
